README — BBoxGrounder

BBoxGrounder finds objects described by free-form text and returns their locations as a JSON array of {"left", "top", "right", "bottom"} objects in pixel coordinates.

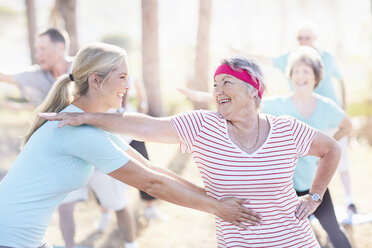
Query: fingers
[
  {"left": 38, "top": 113, "right": 60, "bottom": 120},
  {"left": 58, "top": 120, "right": 69, "bottom": 128},
  {"left": 295, "top": 205, "right": 309, "bottom": 219},
  {"left": 231, "top": 220, "right": 249, "bottom": 229}
]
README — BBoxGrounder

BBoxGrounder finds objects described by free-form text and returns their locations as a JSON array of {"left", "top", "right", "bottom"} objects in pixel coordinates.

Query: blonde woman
[{"left": 0, "top": 43, "right": 258, "bottom": 248}]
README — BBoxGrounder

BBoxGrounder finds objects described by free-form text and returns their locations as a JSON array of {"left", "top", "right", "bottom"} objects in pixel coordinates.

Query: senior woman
[
  {"left": 40, "top": 57, "right": 341, "bottom": 247},
  {"left": 263, "top": 46, "right": 353, "bottom": 248}
]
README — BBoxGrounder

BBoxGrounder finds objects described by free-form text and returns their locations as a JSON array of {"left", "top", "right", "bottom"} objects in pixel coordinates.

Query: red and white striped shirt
[{"left": 172, "top": 110, "right": 320, "bottom": 248}]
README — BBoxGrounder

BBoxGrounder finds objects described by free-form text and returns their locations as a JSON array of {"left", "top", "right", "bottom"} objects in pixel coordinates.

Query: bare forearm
[
  {"left": 110, "top": 164, "right": 216, "bottom": 215},
  {"left": 340, "top": 80, "right": 346, "bottom": 109},
  {"left": 333, "top": 128, "right": 348, "bottom": 141},
  {"left": 84, "top": 112, "right": 177, "bottom": 143},
  {"left": 310, "top": 146, "right": 341, "bottom": 197},
  {"left": 0, "top": 72, "right": 16, "bottom": 85},
  {"left": 152, "top": 165, "right": 205, "bottom": 194},
  {"left": 333, "top": 116, "right": 352, "bottom": 141},
  {"left": 146, "top": 173, "right": 215, "bottom": 214}
]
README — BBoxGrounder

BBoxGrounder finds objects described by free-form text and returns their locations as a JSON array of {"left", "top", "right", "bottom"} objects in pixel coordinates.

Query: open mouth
[
  {"left": 117, "top": 92, "right": 125, "bottom": 101},
  {"left": 218, "top": 99, "right": 231, "bottom": 104}
]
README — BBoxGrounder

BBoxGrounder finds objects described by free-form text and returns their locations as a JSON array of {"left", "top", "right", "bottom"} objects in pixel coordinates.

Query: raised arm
[
  {"left": 333, "top": 114, "right": 352, "bottom": 141},
  {"left": 0, "top": 72, "right": 17, "bottom": 85},
  {"left": 39, "top": 112, "right": 181, "bottom": 143},
  {"left": 177, "top": 87, "right": 214, "bottom": 104},
  {"left": 339, "top": 79, "right": 347, "bottom": 109},
  {"left": 296, "top": 131, "right": 341, "bottom": 219},
  {"left": 109, "top": 150, "right": 262, "bottom": 228}
]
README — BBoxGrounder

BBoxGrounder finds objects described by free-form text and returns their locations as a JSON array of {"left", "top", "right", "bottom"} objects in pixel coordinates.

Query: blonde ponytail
[
  {"left": 23, "top": 75, "right": 75, "bottom": 145},
  {"left": 23, "top": 42, "right": 127, "bottom": 146}
]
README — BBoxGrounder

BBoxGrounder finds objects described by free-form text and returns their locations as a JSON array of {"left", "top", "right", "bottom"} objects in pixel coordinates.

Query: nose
[{"left": 123, "top": 78, "right": 130, "bottom": 91}]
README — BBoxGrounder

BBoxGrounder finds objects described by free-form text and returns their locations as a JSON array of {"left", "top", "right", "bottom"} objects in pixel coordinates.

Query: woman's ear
[{"left": 88, "top": 73, "right": 101, "bottom": 90}]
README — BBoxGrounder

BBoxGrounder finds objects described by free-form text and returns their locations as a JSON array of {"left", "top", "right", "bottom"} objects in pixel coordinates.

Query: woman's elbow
[
  {"left": 142, "top": 176, "right": 166, "bottom": 198},
  {"left": 330, "top": 139, "right": 341, "bottom": 162}
]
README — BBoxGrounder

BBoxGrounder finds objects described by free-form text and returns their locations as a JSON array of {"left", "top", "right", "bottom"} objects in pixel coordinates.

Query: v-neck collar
[{"left": 223, "top": 115, "right": 272, "bottom": 156}]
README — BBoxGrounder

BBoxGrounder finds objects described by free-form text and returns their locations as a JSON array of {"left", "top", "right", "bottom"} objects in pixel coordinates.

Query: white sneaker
[
  {"left": 144, "top": 206, "right": 168, "bottom": 221},
  {"left": 97, "top": 211, "right": 112, "bottom": 231}
]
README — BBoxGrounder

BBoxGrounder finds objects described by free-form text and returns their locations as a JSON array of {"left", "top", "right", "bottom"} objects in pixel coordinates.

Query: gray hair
[
  {"left": 220, "top": 57, "right": 266, "bottom": 108},
  {"left": 286, "top": 46, "right": 324, "bottom": 88}
]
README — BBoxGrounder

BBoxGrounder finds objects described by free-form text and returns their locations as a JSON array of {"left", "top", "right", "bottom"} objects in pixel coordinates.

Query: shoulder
[
  {"left": 269, "top": 114, "right": 295, "bottom": 125},
  {"left": 65, "top": 124, "right": 106, "bottom": 137},
  {"left": 262, "top": 94, "right": 291, "bottom": 114},
  {"left": 318, "top": 50, "right": 335, "bottom": 61},
  {"left": 315, "top": 94, "right": 342, "bottom": 109},
  {"left": 263, "top": 95, "right": 289, "bottom": 104}
]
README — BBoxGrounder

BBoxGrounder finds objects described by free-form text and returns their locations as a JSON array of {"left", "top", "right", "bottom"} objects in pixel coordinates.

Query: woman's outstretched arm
[
  {"left": 109, "top": 154, "right": 262, "bottom": 228},
  {"left": 39, "top": 112, "right": 180, "bottom": 143}
]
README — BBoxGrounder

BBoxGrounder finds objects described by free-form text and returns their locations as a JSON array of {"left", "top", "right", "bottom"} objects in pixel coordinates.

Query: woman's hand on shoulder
[{"left": 38, "top": 112, "right": 86, "bottom": 128}]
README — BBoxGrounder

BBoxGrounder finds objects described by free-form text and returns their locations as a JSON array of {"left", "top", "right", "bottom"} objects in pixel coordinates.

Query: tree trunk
[
  {"left": 192, "top": 0, "right": 212, "bottom": 110},
  {"left": 141, "top": 0, "right": 163, "bottom": 116},
  {"left": 370, "top": 0, "right": 372, "bottom": 102},
  {"left": 50, "top": 0, "right": 78, "bottom": 55},
  {"left": 25, "top": 0, "right": 37, "bottom": 64}
]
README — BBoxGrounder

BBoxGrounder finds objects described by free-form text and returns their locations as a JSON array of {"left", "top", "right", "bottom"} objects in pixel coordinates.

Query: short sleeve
[
  {"left": 289, "top": 117, "right": 316, "bottom": 157},
  {"left": 326, "top": 99, "right": 346, "bottom": 128},
  {"left": 107, "top": 133, "right": 130, "bottom": 151},
  {"left": 171, "top": 110, "right": 206, "bottom": 153},
  {"left": 63, "top": 126, "right": 130, "bottom": 174},
  {"left": 273, "top": 53, "right": 290, "bottom": 74},
  {"left": 329, "top": 54, "right": 343, "bottom": 80},
  {"left": 262, "top": 97, "right": 284, "bottom": 117},
  {"left": 12, "top": 65, "right": 53, "bottom": 106}
]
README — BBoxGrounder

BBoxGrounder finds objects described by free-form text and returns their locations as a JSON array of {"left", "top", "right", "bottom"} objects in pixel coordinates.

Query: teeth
[{"left": 219, "top": 99, "right": 229, "bottom": 104}]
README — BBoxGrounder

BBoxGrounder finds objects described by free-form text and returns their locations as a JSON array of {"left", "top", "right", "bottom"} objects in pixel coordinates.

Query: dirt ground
[{"left": 1, "top": 109, "right": 372, "bottom": 248}]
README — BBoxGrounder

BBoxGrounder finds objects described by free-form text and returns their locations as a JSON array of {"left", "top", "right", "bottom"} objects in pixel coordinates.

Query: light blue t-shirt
[
  {"left": 262, "top": 94, "right": 345, "bottom": 191},
  {"left": 273, "top": 50, "right": 343, "bottom": 106},
  {"left": 0, "top": 105, "right": 130, "bottom": 248}
]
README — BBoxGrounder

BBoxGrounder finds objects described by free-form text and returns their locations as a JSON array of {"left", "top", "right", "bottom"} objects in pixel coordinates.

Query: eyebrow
[{"left": 222, "top": 75, "right": 233, "bottom": 81}]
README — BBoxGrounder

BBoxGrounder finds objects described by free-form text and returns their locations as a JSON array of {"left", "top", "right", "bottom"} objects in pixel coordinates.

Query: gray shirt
[{"left": 12, "top": 61, "right": 72, "bottom": 107}]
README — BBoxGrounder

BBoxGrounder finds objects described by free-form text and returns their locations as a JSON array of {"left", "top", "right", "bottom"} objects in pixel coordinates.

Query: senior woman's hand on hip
[
  {"left": 38, "top": 112, "right": 85, "bottom": 128},
  {"left": 295, "top": 194, "right": 320, "bottom": 219},
  {"left": 215, "top": 197, "right": 262, "bottom": 228}
]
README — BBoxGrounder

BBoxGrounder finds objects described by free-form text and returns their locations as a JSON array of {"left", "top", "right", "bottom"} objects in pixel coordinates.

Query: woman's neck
[
  {"left": 290, "top": 92, "right": 318, "bottom": 118},
  {"left": 72, "top": 95, "right": 108, "bottom": 113},
  {"left": 291, "top": 91, "right": 314, "bottom": 104},
  {"left": 229, "top": 110, "right": 259, "bottom": 132}
]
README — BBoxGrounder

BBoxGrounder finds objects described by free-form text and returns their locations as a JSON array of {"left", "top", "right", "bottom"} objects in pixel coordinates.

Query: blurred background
[
  {"left": 0, "top": 0, "right": 372, "bottom": 115},
  {"left": 0, "top": 0, "right": 371, "bottom": 247}
]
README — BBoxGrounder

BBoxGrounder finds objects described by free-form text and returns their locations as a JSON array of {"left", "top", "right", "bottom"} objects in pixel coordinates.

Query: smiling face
[
  {"left": 296, "top": 28, "right": 316, "bottom": 47},
  {"left": 99, "top": 60, "right": 130, "bottom": 110},
  {"left": 213, "top": 74, "right": 255, "bottom": 120},
  {"left": 35, "top": 35, "right": 65, "bottom": 71},
  {"left": 290, "top": 62, "right": 317, "bottom": 94}
]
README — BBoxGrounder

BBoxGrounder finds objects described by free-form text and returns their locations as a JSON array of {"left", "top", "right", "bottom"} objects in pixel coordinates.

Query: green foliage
[
  {"left": 0, "top": 5, "right": 18, "bottom": 16},
  {"left": 347, "top": 100, "right": 372, "bottom": 117}
]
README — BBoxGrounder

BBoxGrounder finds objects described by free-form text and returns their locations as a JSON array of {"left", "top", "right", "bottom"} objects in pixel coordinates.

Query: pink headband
[{"left": 214, "top": 64, "right": 264, "bottom": 98}]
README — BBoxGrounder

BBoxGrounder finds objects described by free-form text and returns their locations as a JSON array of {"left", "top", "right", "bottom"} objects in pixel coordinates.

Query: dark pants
[
  {"left": 129, "top": 140, "right": 156, "bottom": 201},
  {"left": 297, "top": 189, "right": 352, "bottom": 248}
]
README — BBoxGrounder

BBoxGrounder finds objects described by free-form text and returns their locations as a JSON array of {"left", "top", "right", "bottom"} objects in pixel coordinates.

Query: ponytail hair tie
[{"left": 68, "top": 74, "right": 74, "bottom": 81}]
